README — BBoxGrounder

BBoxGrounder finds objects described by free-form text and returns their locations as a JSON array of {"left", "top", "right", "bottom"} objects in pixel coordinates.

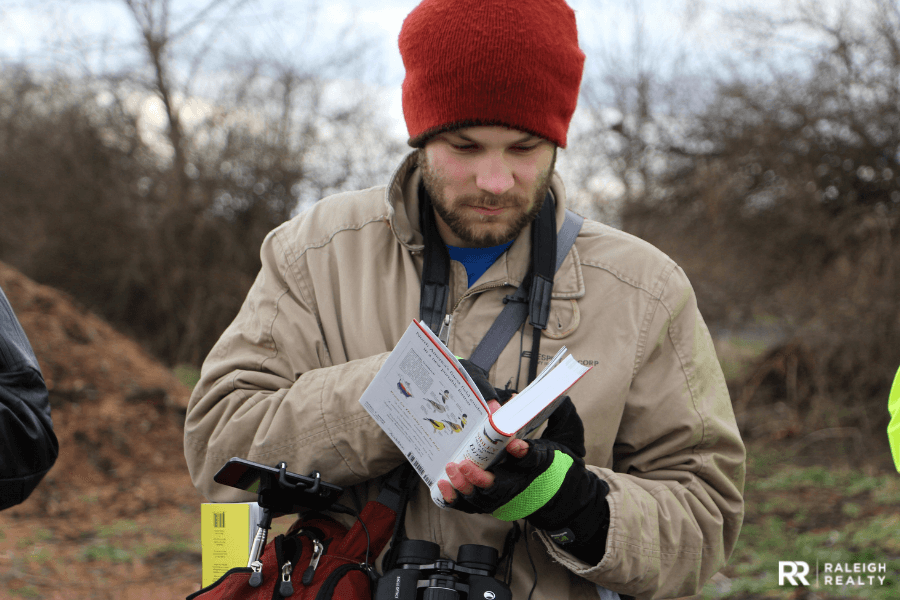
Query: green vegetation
[
  {"left": 154, "top": 537, "right": 194, "bottom": 555},
  {"left": 72, "top": 522, "right": 197, "bottom": 568},
  {"left": 716, "top": 334, "right": 772, "bottom": 381},
  {"left": 97, "top": 519, "right": 139, "bottom": 538},
  {"left": 705, "top": 444, "right": 900, "bottom": 599},
  {"left": 79, "top": 542, "right": 133, "bottom": 563},
  {"left": 174, "top": 364, "right": 202, "bottom": 389},
  {"left": 27, "top": 547, "right": 51, "bottom": 564}
]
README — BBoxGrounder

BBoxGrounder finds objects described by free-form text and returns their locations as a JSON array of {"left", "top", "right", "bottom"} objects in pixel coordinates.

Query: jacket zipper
[{"left": 438, "top": 314, "right": 452, "bottom": 346}]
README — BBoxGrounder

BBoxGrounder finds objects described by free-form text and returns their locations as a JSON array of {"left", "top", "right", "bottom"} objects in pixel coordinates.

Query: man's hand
[
  {"left": 437, "top": 394, "right": 584, "bottom": 505},
  {"left": 437, "top": 433, "right": 527, "bottom": 504},
  {"left": 436, "top": 395, "right": 522, "bottom": 500},
  {"left": 436, "top": 397, "right": 610, "bottom": 563},
  {"left": 437, "top": 438, "right": 529, "bottom": 502}
]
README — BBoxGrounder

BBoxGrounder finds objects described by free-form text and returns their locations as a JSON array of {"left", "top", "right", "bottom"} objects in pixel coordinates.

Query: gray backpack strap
[{"left": 468, "top": 209, "right": 584, "bottom": 371}]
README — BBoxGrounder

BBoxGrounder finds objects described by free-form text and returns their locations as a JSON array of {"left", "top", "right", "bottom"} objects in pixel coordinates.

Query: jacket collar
[{"left": 384, "top": 151, "right": 584, "bottom": 299}]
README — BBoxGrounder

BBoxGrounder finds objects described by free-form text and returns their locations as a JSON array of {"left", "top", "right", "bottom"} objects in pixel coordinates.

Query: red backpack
[{"left": 187, "top": 466, "right": 414, "bottom": 600}]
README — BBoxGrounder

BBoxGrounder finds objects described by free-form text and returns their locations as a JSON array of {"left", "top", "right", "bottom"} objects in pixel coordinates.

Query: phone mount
[{"left": 242, "top": 462, "right": 340, "bottom": 587}]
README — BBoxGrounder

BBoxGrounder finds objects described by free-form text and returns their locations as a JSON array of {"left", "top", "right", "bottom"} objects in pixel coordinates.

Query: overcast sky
[
  {"left": 0, "top": 0, "right": 787, "bottom": 136},
  {"left": 0, "top": 0, "right": 854, "bottom": 218},
  {"left": 0, "top": 0, "right": 788, "bottom": 79}
]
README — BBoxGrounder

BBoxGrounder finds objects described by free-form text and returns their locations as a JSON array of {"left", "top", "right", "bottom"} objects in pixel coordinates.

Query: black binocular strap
[
  {"left": 418, "top": 184, "right": 452, "bottom": 336},
  {"left": 417, "top": 184, "right": 584, "bottom": 379},
  {"left": 470, "top": 206, "right": 583, "bottom": 380},
  {"left": 386, "top": 186, "right": 583, "bottom": 572},
  {"left": 377, "top": 462, "right": 418, "bottom": 571}
]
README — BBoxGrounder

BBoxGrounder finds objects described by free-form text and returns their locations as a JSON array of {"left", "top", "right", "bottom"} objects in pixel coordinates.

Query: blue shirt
[{"left": 446, "top": 241, "right": 514, "bottom": 288}]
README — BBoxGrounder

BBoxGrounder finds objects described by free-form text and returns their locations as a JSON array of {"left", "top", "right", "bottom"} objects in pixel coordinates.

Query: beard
[{"left": 418, "top": 149, "right": 556, "bottom": 248}]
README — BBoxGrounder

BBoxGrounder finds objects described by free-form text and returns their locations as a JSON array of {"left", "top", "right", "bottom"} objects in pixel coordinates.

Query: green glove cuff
[{"left": 491, "top": 450, "right": 574, "bottom": 521}]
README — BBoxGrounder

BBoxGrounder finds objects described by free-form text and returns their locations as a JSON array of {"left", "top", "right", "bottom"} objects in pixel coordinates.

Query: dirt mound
[
  {"left": 0, "top": 260, "right": 198, "bottom": 521},
  {"left": 0, "top": 261, "right": 190, "bottom": 412},
  {"left": 0, "top": 261, "right": 207, "bottom": 598}
]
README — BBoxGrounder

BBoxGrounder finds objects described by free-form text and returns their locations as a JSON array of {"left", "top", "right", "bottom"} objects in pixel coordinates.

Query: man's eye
[
  {"left": 450, "top": 143, "right": 478, "bottom": 151},
  {"left": 511, "top": 145, "right": 539, "bottom": 153}
]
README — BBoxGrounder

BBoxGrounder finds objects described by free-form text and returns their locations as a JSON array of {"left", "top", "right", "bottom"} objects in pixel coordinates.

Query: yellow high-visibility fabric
[{"left": 889, "top": 365, "right": 900, "bottom": 473}]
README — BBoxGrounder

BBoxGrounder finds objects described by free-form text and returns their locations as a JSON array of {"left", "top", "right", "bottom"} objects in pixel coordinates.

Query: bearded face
[{"left": 418, "top": 127, "right": 557, "bottom": 248}]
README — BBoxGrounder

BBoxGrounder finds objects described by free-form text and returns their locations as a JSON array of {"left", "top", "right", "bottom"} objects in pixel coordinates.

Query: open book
[{"left": 359, "top": 319, "right": 592, "bottom": 508}]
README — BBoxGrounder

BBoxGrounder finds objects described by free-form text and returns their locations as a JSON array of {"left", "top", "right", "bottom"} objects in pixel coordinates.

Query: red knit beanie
[{"left": 399, "top": 0, "right": 585, "bottom": 148}]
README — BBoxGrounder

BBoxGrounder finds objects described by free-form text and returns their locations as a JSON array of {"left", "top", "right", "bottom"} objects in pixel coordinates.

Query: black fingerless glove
[
  {"left": 458, "top": 358, "right": 515, "bottom": 404},
  {"left": 446, "top": 392, "right": 610, "bottom": 564},
  {"left": 449, "top": 438, "right": 609, "bottom": 563}
]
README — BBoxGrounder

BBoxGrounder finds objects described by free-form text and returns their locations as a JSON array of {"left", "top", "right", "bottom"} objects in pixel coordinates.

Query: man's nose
[{"left": 474, "top": 155, "right": 515, "bottom": 196}]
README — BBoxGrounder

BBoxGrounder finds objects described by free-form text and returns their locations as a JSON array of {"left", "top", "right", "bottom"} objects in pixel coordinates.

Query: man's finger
[
  {"left": 507, "top": 439, "right": 529, "bottom": 458},
  {"left": 437, "top": 479, "right": 457, "bottom": 503},
  {"left": 446, "top": 462, "right": 475, "bottom": 495},
  {"left": 459, "top": 460, "right": 495, "bottom": 489},
  {"left": 488, "top": 399, "right": 501, "bottom": 414}
]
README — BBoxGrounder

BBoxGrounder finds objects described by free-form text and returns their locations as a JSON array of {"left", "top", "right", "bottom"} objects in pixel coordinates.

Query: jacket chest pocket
[{"left": 543, "top": 298, "right": 580, "bottom": 340}]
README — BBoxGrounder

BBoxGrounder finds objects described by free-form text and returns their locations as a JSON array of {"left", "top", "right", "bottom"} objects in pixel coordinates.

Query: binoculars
[{"left": 374, "top": 539, "right": 512, "bottom": 600}]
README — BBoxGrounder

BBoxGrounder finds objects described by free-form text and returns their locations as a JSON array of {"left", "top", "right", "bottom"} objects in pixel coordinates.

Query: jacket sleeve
[
  {"left": 184, "top": 227, "right": 405, "bottom": 501},
  {"left": 537, "top": 264, "right": 746, "bottom": 600},
  {"left": 0, "top": 286, "right": 59, "bottom": 511}
]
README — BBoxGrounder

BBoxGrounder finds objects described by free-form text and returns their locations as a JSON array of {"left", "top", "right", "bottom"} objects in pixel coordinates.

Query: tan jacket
[{"left": 184, "top": 152, "right": 745, "bottom": 600}]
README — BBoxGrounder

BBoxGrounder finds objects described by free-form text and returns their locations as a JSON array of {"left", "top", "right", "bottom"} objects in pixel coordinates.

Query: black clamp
[{"left": 528, "top": 274, "right": 554, "bottom": 330}]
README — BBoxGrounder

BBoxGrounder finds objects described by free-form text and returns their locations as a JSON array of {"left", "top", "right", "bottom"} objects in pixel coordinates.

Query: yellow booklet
[{"left": 200, "top": 502, "right": 264, "bottom": 587}]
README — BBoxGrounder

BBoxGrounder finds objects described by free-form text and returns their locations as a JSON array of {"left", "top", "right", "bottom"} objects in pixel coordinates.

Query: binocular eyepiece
[{"left": 375, "top": 540, "right": 512, "bottom": 600}]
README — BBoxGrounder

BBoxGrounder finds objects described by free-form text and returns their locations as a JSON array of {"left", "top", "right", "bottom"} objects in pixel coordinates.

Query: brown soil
[
  {"left": 1, "top": 260, "right": 893, "bottom": 600},
  {"left": 0, "top": 261, "right": 206, "bottom": 599}
]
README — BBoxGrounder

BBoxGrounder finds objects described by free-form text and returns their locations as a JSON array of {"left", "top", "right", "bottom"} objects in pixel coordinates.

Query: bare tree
[
  {"left": 0, "top": 1, "right": 405, "bottom": 366},
  {"left": 620, "top": 0, "right": 900, "bottom": 447},
  {"left": 565, "top": 1, "right": 712, "bottom": 226}
]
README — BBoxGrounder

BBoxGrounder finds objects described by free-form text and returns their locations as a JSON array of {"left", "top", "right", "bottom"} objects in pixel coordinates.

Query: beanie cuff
[{"left": 409, "top": 120, "right": 561, "bottom": 149}]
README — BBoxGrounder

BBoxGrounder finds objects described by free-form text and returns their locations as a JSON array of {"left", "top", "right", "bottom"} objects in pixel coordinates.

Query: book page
[
  {"left": 490, "top": 355, "right": 591, "bottom": 435},
  {"left": 359, "top": 321, "right": 490, "bottom": 487},
  {"left": 523, "top": 346, "right": 567, "bottom": 388},
  {"left": 415, "top": 319, "right": 484, "bottom": 397}
]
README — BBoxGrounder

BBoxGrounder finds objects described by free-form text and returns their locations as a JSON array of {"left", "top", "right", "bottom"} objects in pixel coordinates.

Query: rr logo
[{"left": 779, "top": 561, "right": 810, "bottom": 586}]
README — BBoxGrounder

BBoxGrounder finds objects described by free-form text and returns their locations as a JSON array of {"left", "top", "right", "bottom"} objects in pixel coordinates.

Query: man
[
  {"left": 1, "top": 284, "right": 59, "bottom": 510},
  {"left": 184, "top": 1, "right": 745, "bottom": 598}
]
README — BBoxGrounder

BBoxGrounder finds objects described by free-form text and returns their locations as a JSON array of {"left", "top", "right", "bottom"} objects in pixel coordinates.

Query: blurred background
[{"left": 0, "top": 0, "right": 897, "bottom": 598}]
